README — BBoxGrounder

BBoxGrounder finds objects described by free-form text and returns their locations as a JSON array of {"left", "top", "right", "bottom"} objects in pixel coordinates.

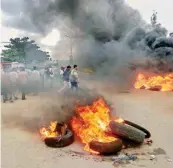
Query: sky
[
  {"left": 0, "top": 0, "right": 173, "bottom": 56},
  {"left": 126, "top": 0, "right": 173, "bottom": 32}
]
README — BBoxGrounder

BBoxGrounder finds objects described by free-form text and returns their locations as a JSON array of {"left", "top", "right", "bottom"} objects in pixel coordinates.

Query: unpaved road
[{"left": 1, "top": 90, "right": 173, "bottom": 168}]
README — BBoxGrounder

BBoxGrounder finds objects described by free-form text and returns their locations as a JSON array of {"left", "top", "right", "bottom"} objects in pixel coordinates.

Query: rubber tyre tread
[
  {"left": 44, "top": 129, "right": 74, "bottom": 148},
  {"left": 124, "top": 120, "right": 151, "bottom": 138},
  {"left": 89, "top": 139, "right": 123, "bottom": 154},
  {"left": 109, "top": 121, "right": 145, "bottom": 144}
]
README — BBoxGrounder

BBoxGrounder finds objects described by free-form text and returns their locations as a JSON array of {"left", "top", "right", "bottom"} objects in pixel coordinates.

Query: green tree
[{"left": 1, "top": 37, "right": 50, "bottom": 63}]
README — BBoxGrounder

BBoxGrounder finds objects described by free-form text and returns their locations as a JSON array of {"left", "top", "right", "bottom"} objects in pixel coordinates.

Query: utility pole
[
  {"left": 65, "top": 34, "right": 73, "bottom": 65},
  {"left": 151, "top": 11, "right": 157, "bottom": 27},
  {"left": 70, "top": 36, "right": 73, "bottom": 65}
]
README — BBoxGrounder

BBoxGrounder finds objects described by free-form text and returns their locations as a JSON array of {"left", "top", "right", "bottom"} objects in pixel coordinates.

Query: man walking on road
[
  {"left": 58, "top": 65, "right": 71, "bottom": 93},
  {"left": 70, "top": 65, "right": 79, "bottom": 90}
]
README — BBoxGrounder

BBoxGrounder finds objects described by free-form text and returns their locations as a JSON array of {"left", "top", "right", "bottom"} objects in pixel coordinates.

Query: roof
[{"left": 0, "top": 57, "right": 12, "bottom": 63}]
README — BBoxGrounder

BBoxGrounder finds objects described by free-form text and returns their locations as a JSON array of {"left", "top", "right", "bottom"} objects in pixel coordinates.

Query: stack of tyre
[
  {"left": 43, "top": 120, "right": 151, "bottom": 155},
  {"left": 89, "top": 120, "right": 151, "bottom": 155}
]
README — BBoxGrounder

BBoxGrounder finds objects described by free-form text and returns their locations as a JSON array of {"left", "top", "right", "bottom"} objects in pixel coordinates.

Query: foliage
[{"left": 1, "top": 37, "right": 50, "bottom": 63}]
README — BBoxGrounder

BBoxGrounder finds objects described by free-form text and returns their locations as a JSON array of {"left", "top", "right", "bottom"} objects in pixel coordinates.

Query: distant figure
[
  {"left": 58, "top": 65, "right": 71, "bottom": 93},
  {"left": 60, "top": 66, "right": 65, "bottom": 77},
  {"left": 70, "top": 65, "right": 79, "bottom": 90},
  {"left": 18, "top": 67, "right": 28, "bottom": 100},
  {"left": 39, "top": 68, "right": 45, "bottom": 89},
  {"left": 44, "top": 66, "right": 54, "bottom": 88},
  {"left": 52, "top": 66, "right": 59, "bottom": 79},
  {"left": 9, "top": 68, "right": 18, "bottom": 100},
  {"left": 1, "top": 71, "right": 13, "bottom": 103},
  {"left": 31, "top": 66, "right": 40, "bottom": 80},
  {"left": 59, "top": 66, "right": 65, "bottom": 83},
  {"left": 1, "top": 68, "right": 4, "bottom": 74},
  {"left": 25, "top": 68, "right": 32, "bottom": 75},
  {"left": 30, "top": 66, "right": 41, "bottom": 95}
]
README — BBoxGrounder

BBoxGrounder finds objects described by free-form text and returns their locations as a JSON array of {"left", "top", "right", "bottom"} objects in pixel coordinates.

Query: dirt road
[{"left": 1, "top": 90, "right": 173, "bottom": 168}]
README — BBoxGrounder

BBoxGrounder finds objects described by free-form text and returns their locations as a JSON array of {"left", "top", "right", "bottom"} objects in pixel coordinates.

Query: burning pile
[
  {"left": 134, "top": 73, "right": 173, "bottom": 91},
  {"left": 40, "top": 97, "right": 150, "bottom": 154},
  {"left": 71, "top": 98, "right": 117, "bottom": 153}
]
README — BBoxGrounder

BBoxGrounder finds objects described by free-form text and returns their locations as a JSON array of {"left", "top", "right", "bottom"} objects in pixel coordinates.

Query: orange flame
[
  {"left": 134, "top": 73, "right": 173, "bottom": 91},
  {"left": 40, "top": 121, "right": 59, "bottom": 139},
  {"left": 71, "top": 97, "right": 119, "bottom": 154}
]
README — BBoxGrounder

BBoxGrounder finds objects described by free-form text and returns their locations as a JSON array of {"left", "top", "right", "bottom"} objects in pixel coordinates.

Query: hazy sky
[
  {"left": 126, "top": 0, "right": 173, "bottom": 31},
  {"left": 0, "top": 0, "right": 172, "bottom": 53}
]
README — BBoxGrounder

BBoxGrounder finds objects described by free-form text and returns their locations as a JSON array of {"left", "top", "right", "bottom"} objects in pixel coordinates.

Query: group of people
[
  {"left": 1, "top": 64, "right": 79, "bottom": 102},
  {"left": 1, "top": 65, "right": 56, "bottom": 103},
  {"left": 58, "top": 65, "right": 79, "bottom": 93},
  {"left": 1, "top": 67, "right": 28, "bottom": 102}
]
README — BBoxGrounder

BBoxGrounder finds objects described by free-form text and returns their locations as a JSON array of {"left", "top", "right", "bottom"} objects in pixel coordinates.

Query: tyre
[
  {"left": 44, "top": 129, "right": 74, "bottom": 148},
  {"left": 124, "top": 120, "right": 151, "bottom": 138},
  {"left": 148, "top": 86, "right": 161, "bottom": 91},
  {"left": 89, "top": 139, "right": 123, "bottom": 155},
  {"left": 109, "top": 121, "right": 145, "bottom": 144}
]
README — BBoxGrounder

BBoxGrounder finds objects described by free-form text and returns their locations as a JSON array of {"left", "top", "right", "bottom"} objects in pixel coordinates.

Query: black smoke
[{"left": 1, "top": 0, "right": 173, "bottom": 76}]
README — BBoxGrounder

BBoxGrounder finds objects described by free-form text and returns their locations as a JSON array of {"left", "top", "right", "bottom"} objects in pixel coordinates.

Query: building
[{"left": 0, "top": 57, "right": 12, "bottom": 70}]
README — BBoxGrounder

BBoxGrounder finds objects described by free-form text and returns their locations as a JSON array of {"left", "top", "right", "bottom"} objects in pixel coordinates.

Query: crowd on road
[{"left": 1, "top": 64, "right": 79, "bottom": 103}]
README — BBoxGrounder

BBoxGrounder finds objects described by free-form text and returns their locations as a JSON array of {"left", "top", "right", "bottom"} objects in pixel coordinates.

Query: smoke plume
[{"left": 2, "top": 0, "right": 173, "bottom": 75}]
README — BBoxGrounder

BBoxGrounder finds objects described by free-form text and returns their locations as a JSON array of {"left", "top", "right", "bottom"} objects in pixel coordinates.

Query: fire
[
  {"left": 71, "top": 97, "right": 117, "bottom": 154},
  {"left": 134, "top": 73, "right": 173, "bottom": 91},
  {"left": 40, "top": 121, "right": 60, "bottom": 139}
]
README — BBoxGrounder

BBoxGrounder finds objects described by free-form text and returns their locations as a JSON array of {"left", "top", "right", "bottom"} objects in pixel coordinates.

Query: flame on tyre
[
  {"left": 40, "top": 121, "right": 67, "bottom": 139},
  {"left": 71, "top": 97, "right": 122, "bottom": 154},
  {"left": 134, "top": 73, "right": 173, "bottom": 91}
]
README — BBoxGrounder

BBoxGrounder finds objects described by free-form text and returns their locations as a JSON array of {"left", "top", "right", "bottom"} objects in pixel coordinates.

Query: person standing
[
  {"left": 44, "top": 66, "right": 53, "bottom": 88},
  {"left": 59, "top": 66, "right": 65, "bottom": 84},
  {"left": 39, "top": 68, "right": 45, "bottom": 89},
  {"left": 18, "top": 67, "right": 28, "bottom": 100},
  {"left": 70, "top": 65, "right": 79, "bottom": 90},
  {"left": 9, "top": 68, "right": 19, "bottom": 100},
  {"left": 1, "top": 70, "right": 12, "bottom": 102},
  {"left": 30, "top": 66, "right": 41, "bottom": 95},
  {"left": 58, "top": 65, "right": 71, "bottom": 93}
]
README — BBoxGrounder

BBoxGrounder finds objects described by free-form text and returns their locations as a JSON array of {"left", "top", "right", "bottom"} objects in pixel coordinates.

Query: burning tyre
[
  {"left": 89, "top": 139, "right": 123, "bottom": 155},
  {"left": 134, "top": 73, "right": 173, "bottom": 92},
  {"left": 40, "top": 121, "right": 74, "bottom": 148},
  {"left": 44, "top": 129, "right": 74, "bottom": 148},
  {"left": 109, "top": 120, "right": 146, "bottom": 144}
]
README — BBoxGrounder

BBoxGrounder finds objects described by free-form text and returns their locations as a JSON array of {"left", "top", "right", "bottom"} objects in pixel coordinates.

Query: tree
[{"left": 1, "top": 37, "right": 50, "bottom": 63}]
